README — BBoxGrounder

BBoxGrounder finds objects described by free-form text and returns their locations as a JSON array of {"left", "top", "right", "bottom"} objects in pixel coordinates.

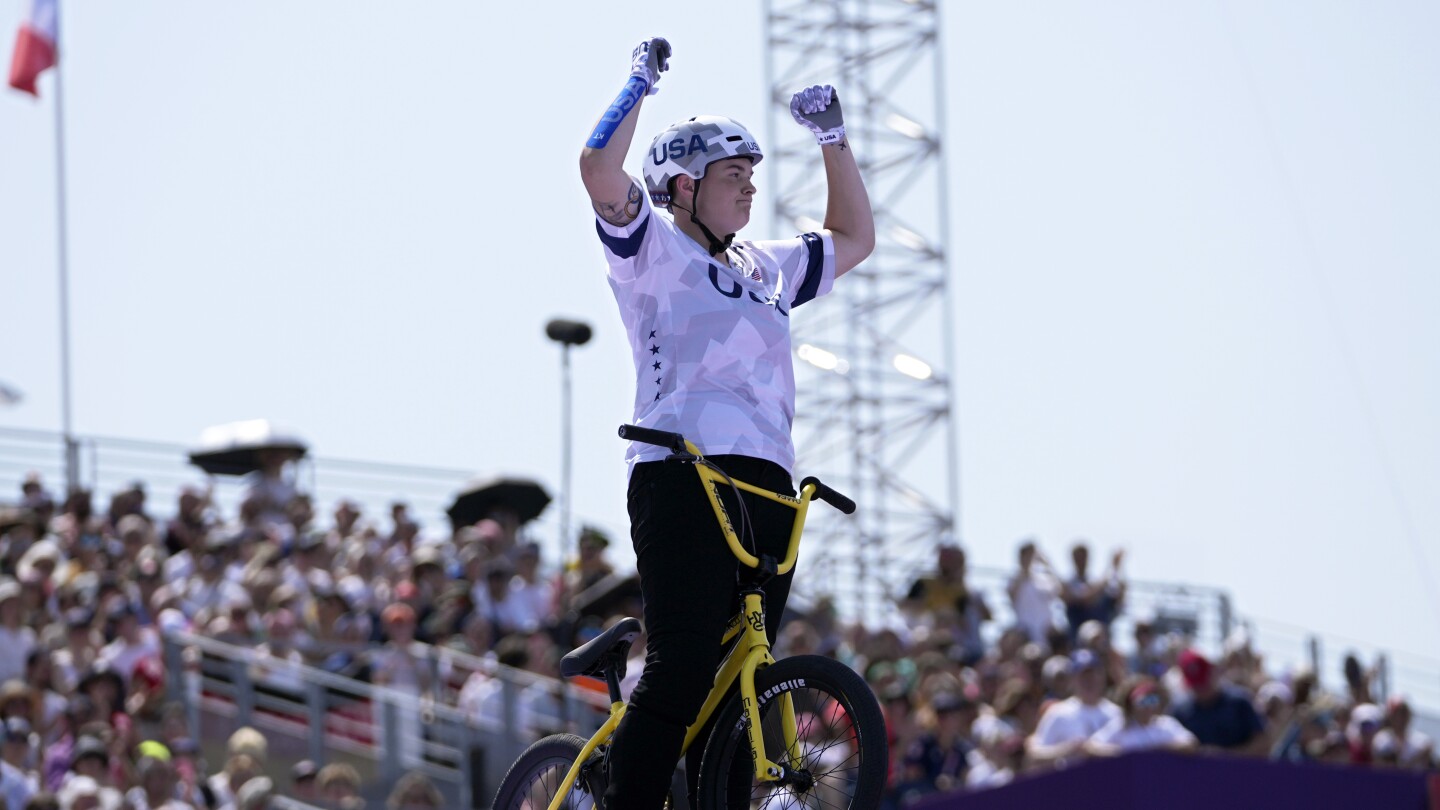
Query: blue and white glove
[
  {"left": 790, "top": 84, "right": 845, "bottom": 145},
  {"left": 630, "top": 37, "right": 671, "bottom": 96}
]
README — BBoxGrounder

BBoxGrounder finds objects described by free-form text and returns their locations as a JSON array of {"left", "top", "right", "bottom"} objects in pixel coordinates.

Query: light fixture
[
  {"left": 797, "top": 344, "right": 851, "bottom": 374},
  {"left": 893, "top": 353, "right": 933, "bottom": 380},
  {"left": 884, "top": 113, "right": 926, "bottom": 140}
]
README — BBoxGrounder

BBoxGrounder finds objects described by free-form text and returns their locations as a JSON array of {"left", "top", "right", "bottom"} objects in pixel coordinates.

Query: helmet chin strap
[{"left": 675, "top": 178, "right": 734, "bottom": 257}]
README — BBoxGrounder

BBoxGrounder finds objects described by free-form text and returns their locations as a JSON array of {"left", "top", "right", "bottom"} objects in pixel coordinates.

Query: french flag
[{"left": 8, "top": 0, "right": 58, "bottom": 97}]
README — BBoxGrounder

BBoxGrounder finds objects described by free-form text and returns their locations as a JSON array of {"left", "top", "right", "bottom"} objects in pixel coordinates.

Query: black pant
[{"left": 603, "top": 455, "right": 797, "bottom": 810}]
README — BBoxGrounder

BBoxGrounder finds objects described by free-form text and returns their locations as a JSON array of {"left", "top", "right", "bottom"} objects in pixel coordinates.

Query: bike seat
[{"left": 560, "top": 616, "right": 643, "bottom": 680}]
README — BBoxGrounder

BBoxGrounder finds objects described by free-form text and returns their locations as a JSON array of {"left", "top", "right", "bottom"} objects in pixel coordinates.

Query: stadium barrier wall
[{"left": 913, "top": 750, "right": 1434, "bottom": 810}]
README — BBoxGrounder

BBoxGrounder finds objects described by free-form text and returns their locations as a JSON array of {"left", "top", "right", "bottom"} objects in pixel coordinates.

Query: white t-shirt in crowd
[
  {"left": 1374, "top": 727, "right": 1435, "bottom": 766},
  {"left": 97, "top": 629, "right": 160, "bottom": 685},
  {"left": 964, "top": 752, "right": 1015, "bottom": 791},
  {"left": 1010, "top": 569, "right": 1061, "bottom": 642},
  {"left": 1091, "top": 715, "right": 1197, "bottom": 751},
  {"left": 0, "top": 625, "right": 36, "bottom": 684},
  {"left": 511, "top": 577, "right": 555, "bottom": 630},
  {"left": 471, "top": 582, "right": 542, "bottom": 636},
  {"left": 1032, "top": 697, "right": 1123, "bottom": 747},
  {"left": 597, "top": 180, "right": 836, "bottom": 475}
]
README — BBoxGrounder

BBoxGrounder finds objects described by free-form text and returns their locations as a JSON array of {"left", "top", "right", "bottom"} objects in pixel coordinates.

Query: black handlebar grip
[
  {"left": 618, "top": 424, "right": 688, "bottom": 453},
  {"left": 800, "top": 476, "right": 856, "bottom": 515}
]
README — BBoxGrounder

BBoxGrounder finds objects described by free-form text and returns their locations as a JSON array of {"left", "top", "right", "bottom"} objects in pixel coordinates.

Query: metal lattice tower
[{"left": 764, "top": 0, "right": 958, "bottom": 621}]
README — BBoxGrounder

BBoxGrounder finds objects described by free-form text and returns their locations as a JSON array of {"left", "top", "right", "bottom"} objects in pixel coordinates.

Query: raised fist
[
  {"left": 631, "top": 37, "right": 671, "bottom": 96},
  {"left": 790, "top": 84, "right": 845, "bottom": 145}
]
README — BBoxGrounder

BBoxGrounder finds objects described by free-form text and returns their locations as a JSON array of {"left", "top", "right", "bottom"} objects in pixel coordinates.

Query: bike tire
[
  {"left": 492, "top": 733, "right": 596, "bottom": 810},
  {"left": 694, "top": 654, "right": 888, "bottom": 810}
]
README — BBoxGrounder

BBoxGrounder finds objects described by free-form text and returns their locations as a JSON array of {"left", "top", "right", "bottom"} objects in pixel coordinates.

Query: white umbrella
[{"left": 187, "top": 419, "right": 308, "bottom": 476}]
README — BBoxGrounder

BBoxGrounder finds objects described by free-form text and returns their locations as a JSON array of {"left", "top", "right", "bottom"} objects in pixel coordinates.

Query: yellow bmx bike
[{"left": 491, "top": 425, "right": 888, "bottom": 809}]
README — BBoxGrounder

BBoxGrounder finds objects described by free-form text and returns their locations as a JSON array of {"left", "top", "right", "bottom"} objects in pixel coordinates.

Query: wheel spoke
[
  {"left": 696, "top": 656, "right": 887, "bottom": 809},
  {"left": 494, "top": 735, "right": 598, "bottom": 810},
  {"left": 744, "top": 686, "right": 865, "bottom": 808}
]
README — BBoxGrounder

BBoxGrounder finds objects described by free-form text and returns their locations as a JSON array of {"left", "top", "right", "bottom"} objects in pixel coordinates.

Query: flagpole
[{"left": 50, "top": 4, "right": 77, "bottom": 493}]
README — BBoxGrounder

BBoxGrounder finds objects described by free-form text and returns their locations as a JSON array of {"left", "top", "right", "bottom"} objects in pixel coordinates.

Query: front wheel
[
  {"left": 695, "top": 655, "right": 888, "bottom": 810},
  {"left": 492, "top": 733, "right": 596, "bottom": 810}
]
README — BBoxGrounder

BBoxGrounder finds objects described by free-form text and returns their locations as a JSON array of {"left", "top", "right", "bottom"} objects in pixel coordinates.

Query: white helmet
[{"left": 643, "top": 116, "right": 763, "bottom": 206}]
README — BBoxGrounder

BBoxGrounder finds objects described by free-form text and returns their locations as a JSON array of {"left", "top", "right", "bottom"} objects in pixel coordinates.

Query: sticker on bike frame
[
  {"left": 757, "top": 679, "right": 808, "bottom": 706},
  {"left": 747, "top": 610, "right": 765, "bottom": 632},
  {"left": 708, "top": 480, "right": 737, "bottom": 537},
  {"left": 734, "top": 678, "right": 812, "bottom": 732}
]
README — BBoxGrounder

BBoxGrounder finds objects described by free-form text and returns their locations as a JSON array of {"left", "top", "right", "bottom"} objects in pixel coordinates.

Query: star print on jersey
[{"left": 647, "top": 330, "right": 666, "bottom": 400}]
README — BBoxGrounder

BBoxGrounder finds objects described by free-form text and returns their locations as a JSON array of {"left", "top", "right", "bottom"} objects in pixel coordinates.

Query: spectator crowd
[
  {"left": 870, "top": 540, "right": 1437, "bottom": 806},
  {"left": 0, "top": 470, "right": 1433, "bottom": 809}
]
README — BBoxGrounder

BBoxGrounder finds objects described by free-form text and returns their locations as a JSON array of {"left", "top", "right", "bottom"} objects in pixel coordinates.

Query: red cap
[
  {"left": 131, "top": 656, "right": 165, "bottom": 692},
  {"left": 1177, "top": 649, "right": 1213, "bottom": 689}
]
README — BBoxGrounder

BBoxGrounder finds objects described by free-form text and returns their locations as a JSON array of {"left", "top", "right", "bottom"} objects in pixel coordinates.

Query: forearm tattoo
[{"left": 595, "top": 183, "right": 644, "bottom": 226}]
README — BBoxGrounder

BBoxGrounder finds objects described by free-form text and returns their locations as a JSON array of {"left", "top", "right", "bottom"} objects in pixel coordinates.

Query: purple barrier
[{"left": 914, "top": 751, "right": 1433, "bottom": 810}]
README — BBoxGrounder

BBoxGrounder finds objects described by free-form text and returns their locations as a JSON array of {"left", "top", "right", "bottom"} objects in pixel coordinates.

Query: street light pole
[
  {"left": 545, "top": 318, "right": 593, "bottom": 608},
  {"left": 560, "top": 344, "right": 574, "bottom": 562}
]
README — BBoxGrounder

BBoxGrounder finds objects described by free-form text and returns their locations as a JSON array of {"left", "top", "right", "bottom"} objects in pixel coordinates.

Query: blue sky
[{"left": 2, "top": 2, "right": 1436, "bottom": 700}]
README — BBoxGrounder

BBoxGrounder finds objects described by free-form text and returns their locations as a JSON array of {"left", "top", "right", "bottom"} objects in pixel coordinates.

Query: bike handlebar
[
  {"left": 617, "top": 424, "right": 688, "bottom": 454},
  {"left": 800, "top": 476, "right": 856, "bottom": 515}
]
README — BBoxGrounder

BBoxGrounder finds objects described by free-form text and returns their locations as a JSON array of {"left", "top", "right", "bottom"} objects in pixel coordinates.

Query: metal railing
[
  {"left": 0, "top": 425, "right": 475, "bottom": 535},
  {"left": 1244, "top": 614, "right": 1440, "bottom": 718},
  {"left": 956, "top": 563, "right": 1235, "bottom": 652},
  {"left": 162, "top": 630, "right": 614, "bottom": 808},
  {"left": 0, "top": 424, "right": 643, "bottom": 572}
]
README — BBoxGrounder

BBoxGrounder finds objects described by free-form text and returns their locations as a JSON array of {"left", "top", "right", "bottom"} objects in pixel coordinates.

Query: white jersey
[{"left": 597, "top": 180, "right": 836, "bottom": 474}]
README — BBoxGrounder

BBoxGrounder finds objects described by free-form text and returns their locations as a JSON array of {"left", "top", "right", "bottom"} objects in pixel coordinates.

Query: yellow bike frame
[{"left": 544, "top": 439, "right": 823, "bottom": 809}]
